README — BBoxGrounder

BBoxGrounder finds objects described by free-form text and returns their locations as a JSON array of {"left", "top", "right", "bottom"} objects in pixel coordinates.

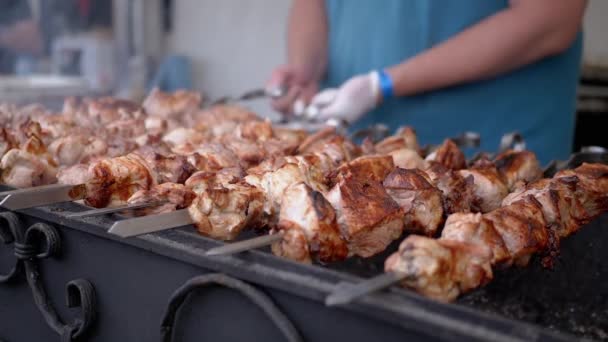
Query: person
[
  {"left": 0, "top": 0, "right": 43, "bottom": 74},
  {"left": 267, "top": 0, "right": 588, "bottom": 164}
]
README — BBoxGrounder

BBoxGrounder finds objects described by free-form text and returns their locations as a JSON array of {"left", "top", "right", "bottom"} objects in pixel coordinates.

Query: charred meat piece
[
  {"left": 83, "top": 153, "right": 155, "bottom": 208},
  {"left": 329, "top": 155, "right": 394, "bottom": 187},
  {"left": 503, "top": 179, "right": 581, "bottom": 239},
  {"left": 272, "top": 182, "right": 348, "bottom": 264},
  {"left": 138, "top": 150, "right": 196, "bottom": 184},
  {"left": 478, "top": 196, "right": 548, "bottom": 267},
  {"left": 188, "top": 179, "right": 265, "bottom": 240},
  {"left": 388, "top": 148, "right": 425, "bottom": 170},
  {"left": 0, "top": 127, "right": 18, "bottom": 157},
  {"left": 325, "top": 176, "right": 403, "bottom": 258},
  {"left": 374, "top": 126, "right": 419, "bottom": 154},
  {"left": 425, "top": 139, "right": 466, "bottom": 170},
  {"left": 48, "top": 134, "right": 107, "bottom": 166},
  {"left": 57, "top": 164, "right": 92, "bottom": 186},
  {"left": 163, "top": 128, "right": 208, "bottom": 148},
  {"left": 182, "top": 143, "right": 241, "bottom": 172},
  {"left": 86, "top": 97, "right": 145, "bottom": 125},
  {"left": 0, "top": 149, "right": 56, "bottom": 188},
  {"left": 383, "top": 168, "right": 444, "bottom": 236},
  {"left": 385, "top": 235, "right": 493, "bottom": 302},
  {"left": 441, "top": 212, "right": 510, "bottom": 265},
  {"left": 245, "top": 162, "right": 308, "bottom": 222},
  {"left": 424, "top": 162, "right": 476, "bottom": 214},
  {"left": 494, "top": 150, "right": 542, "bottom": 190},
  {"left": 128, "top": 183, "right": 196, "bottom": 216},
  {"left": 458, "top": 159, "right": 508, "bottom": 212},
  {"left": 298, "top": 127, "right": 361, "bottom": 165},
  {"left": 555, "top": 163, "right": 608, "bottom": 218},
  {"left": 143, "top": 88, "right": 201, "bottom": 121},
  {"left": 186, "top": 168, "right": 244, "bottom": 194}
]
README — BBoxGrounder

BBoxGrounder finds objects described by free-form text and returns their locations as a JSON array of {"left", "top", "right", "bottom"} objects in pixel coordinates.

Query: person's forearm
[
  {"left": 287, "top": 0, "right": 328, "bottom": 83},
  {"left": 0, "top": 20, "right": 43, "bottom": 55},
  {"left": 387, "top": 0, "right": 587, "bottom": 97}
]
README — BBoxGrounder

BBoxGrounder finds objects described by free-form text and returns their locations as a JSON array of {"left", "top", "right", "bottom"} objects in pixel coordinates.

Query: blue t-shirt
[{"left": 324, "top": 0, "right": 582, "bottom": 164}]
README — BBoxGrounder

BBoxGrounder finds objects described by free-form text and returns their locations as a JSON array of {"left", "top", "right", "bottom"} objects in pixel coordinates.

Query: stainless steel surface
[
  {"left": 205, "top": 232, "right": 285, "bottom": 256},
  {"left": 0, "top": 184, "right": 86, "bottom": 210},
  {"left": 325, "top": 272, "right": 407, "bottom": 307},
  {"left": 65, "top": 200, "right": 168, "bottom": 218},
  {"left": 108, "top": 209, "right": 194, "bottom": 238}
]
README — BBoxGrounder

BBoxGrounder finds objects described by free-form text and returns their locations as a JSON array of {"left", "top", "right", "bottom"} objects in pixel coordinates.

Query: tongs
[
  {"left": 209, "top": 85, "right": 288, "bottom": 106},
  {"left": 543, "top": 146, "right": 608, "bottom": 177}
]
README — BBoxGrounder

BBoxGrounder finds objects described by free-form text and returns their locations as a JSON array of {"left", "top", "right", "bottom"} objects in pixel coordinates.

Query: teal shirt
[{"left": 324, "top": 0, "right": 582, "bottom": 164}]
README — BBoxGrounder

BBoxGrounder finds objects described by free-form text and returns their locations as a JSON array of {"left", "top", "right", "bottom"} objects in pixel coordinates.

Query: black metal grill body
[{"left": 1, "top": 194, "right": 606, "bottom": 341}]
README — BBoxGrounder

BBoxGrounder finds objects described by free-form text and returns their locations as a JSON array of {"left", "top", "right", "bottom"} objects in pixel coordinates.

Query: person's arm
[
  {"left": 312, "top": 0, "right": 588, "bottom": 122},
  {"left": 269, "top": 0, "right": 328, "bottom": 114},
  {"left": 0, "top": 19, "right": 43, "bottom": 56},
  {"left": 387, "top": 0, "right": 588, "bottom": 97}
]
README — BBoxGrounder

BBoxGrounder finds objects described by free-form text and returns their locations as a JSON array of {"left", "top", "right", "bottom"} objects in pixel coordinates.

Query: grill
[{"left": 1, "top": 178, "right": 607, "bottom": 341}]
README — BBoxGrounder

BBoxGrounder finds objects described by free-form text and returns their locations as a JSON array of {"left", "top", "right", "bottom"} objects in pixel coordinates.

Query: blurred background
[{"left": 0, "top": 0, "right": 606, "bottom": 149}]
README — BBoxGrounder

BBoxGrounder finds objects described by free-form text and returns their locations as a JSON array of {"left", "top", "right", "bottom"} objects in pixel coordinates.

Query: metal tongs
[
  {"left": 209, "top": 85, "right": 288, "bottom": 106},
  {"left": 543, "top": 146, "right": 608, "bottom": 177}
]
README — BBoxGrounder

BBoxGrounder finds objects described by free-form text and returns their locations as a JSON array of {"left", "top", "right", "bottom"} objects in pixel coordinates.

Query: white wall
[
  {"left": 168, "top": 0, "right": 290, "bottom": 118},
  {"left": 584, "top": 0, "right": 608, "bottom": 68}
]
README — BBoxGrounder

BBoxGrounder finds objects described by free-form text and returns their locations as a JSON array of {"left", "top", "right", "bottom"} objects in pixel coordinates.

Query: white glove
[{"left": 308, "top": 71, "right": 381, "bottom": 123}]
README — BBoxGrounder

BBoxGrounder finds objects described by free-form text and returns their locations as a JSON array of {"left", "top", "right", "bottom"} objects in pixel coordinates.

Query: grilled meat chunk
[
  {"left": 272, "top": 182, "right": 348, "bottom": 263},
  {"left": 425, "top": 139, "right": 466, "bottom": 170},
  {"left": 441, "top": 212, "right": 510, "bottom": 265},
  {"left": 188, "top": 179, "right": 265, "bottom": 240},
  {"left": 424, "top": 162, "right": 476, "bottom": 214},
  {"left": 325, "top": 176, "right": 403, "bottom": 258},
  {"left": 0, "top": 128, "right": 18, "bottom": 156},
  {"left": 143, "top": 88, "right": 201, "bottom": 121},
  {"left": 48, "top": 134, "right": 108, "bottom": 166},
  {"left": 494, "top": 150, "right": 542, "bottom": 190},
  {"left": 138, "top": 150, "right": 196, "bottom": 184},
  {"left": 83, "top": 153, "right": 155, "bottom": 208},
  {"left": 459, "top": 159, "right": 508, "bottom": 212},
  {"left": 0, "top": 149, "right": 56, "bottom": 187},
  {"left": 330, "top": 154, "right": 395, "bottom": 186},
  {"left": 374, "top": 126, "right": 419, "bottom": 154},
  {"left": 385, "top": 235, "right": 493, "bottom": 302},
  {"left": 388, "top": 148, "right": 426, "bottom": 170},
  {"left": 383, "top": 168, "right": 444, "bottom": 236},
  {"left": 298, "top": 127, "right": 361, "bottom": 164},
  {"left": 128, "top": 183, "right": 196, "bottom": 216}
]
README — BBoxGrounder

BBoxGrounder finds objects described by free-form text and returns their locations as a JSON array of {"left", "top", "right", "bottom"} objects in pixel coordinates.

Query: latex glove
[
  {"left": 308, "top": 71, "right": 381, "bottom": 123},
  {"left": 267, "top": 65, "right": 318, "bottom": 115}
]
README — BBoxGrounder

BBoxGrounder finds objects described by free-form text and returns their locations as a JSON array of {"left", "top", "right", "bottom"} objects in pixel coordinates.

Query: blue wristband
[{"left": 378, "top": 70, "right": 394, "bottom": 100}]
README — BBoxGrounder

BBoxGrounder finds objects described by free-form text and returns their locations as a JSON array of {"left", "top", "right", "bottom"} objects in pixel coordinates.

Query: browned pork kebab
[
  {"left": 381, "top": 162, "right": 608, "bottom": 302},
  {"left": 0, "top": 90, "right": 308, "bottom": 190},
  {"left": 109, "top": 125, "right": 542, "bottom": 266}
]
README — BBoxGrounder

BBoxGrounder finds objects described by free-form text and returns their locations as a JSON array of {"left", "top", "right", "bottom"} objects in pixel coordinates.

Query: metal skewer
[
  {"left": 107, "top": 209, "right": 194, "bottom": 237},
  {"left": 205, "top": 231, "right": 285, "bottom": 256},
  {"left": 65, "top": 200, "right": 168, "bottom": 218},
  {"left": 0, "top": 184, "right": 86, "bottom": 210},
  {"left": 325, "top": 272, "right": 407, "bottom": 307}
]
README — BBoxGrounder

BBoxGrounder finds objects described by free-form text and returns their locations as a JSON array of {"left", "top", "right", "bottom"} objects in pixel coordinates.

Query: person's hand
[
  {"left": 267, "top": 65, "right": 318, "bottom": 115},
  {"left": 309, "top": 71, "right": 381, "bottom": 124}
]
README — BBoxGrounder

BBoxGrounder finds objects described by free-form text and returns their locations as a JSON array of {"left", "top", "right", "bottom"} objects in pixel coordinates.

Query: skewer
[
  {"left": 325, "top": 272, "right": 407, "bottom": 307},
  {"left": 107, "top": 209, "right": 193, "bottom": 237},
  {"left": 205, "top": 231, "right": 285, "bottom": 256},
  {"left": 65, "top": 200, "right": 168, "bottom": 218},
  {"left": 0, "top": 184, "right": 86, "bottom": 210}
]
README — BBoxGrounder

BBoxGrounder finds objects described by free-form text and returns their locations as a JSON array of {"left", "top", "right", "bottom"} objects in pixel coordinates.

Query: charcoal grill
[{"left": 1, "top": 187, "right": 606, "bottom": 342}]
